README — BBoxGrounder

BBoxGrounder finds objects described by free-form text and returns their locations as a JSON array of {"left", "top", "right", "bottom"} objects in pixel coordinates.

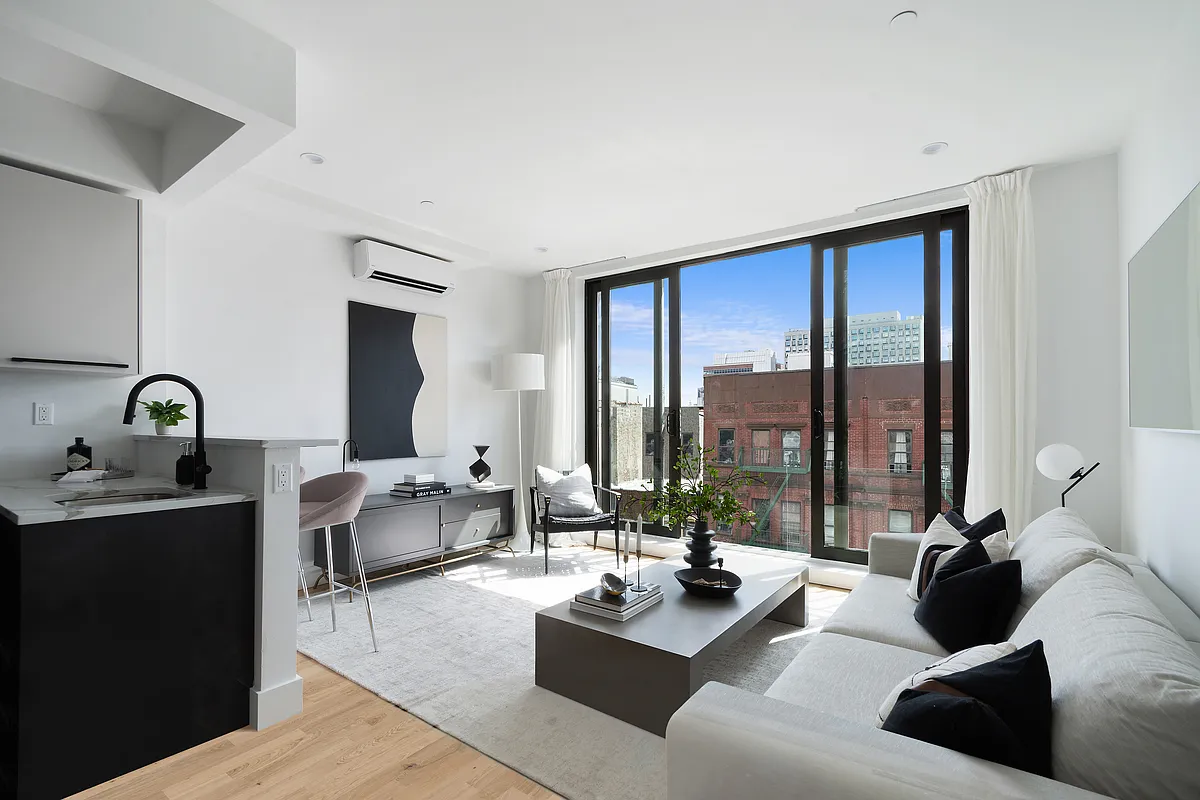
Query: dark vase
[{"left": 684, "top": 517, "right": 718, "bottom": 567}]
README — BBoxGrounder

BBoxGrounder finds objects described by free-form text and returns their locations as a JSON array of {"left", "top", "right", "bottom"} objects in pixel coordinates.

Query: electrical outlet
[
  {"left": 33, "top": 402, "right": 54, "bottom": 425},
  {"left": 273, "top": 462, "right": 292, "bottom": 494}
]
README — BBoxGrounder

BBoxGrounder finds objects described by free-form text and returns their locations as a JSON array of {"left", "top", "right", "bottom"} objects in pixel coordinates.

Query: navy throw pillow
[
  {"left": 945, "top": 507, "right": 1007, "bottom": 541},
  {"left": 883, "top": 641, "right": 1052, "bottom": 777},
  {"left": 914, "top": 539, "right": 1022, "bottom": 652}
]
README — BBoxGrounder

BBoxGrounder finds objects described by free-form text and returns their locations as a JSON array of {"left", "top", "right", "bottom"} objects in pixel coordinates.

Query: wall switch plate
[
  {"left": 273, "top": 462, "right": 293, "bottom": 494},
  {"left": 33, "top": 402, "right": 53, "bottom": 425}
]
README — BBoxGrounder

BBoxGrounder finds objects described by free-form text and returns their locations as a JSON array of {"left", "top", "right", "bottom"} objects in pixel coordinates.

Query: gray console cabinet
[{"left": 314, "top": 484, "right": 513, "bottom": 577}]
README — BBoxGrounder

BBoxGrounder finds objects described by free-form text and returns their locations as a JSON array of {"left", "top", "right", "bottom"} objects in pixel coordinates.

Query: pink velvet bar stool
[{"left": 299, "top": 471, "right": 377, "bottom": 652}]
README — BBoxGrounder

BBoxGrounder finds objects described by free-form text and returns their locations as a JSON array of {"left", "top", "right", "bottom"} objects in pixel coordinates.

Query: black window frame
[{"left": 584, "top": 207, "right": 969, "bottom": 565}]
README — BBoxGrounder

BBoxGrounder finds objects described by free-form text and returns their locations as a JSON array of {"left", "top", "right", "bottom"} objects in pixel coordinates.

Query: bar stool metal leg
[
  {"left": 324, "top": 525, "right": 337, "bottom": 631},
  {"left": 297, "top": 549, "right": 312, "bottom": 622},
  {"left": 349, "top": 520, "right": 378, "bottom": 653}
]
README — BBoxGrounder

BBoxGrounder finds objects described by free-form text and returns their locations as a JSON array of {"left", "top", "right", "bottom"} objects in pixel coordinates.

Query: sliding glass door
[
  {"left": 811, "top": 213, "right": 966, "bottom": 562},
  {"left": 587, "top": 209, "right": 967, "bottom": 562},
  {"left": 587, "top": 270, "right": 680, "bottom": 536}
]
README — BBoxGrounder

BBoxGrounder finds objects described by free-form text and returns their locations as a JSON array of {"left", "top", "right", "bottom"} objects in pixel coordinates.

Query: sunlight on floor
[
  {"left": 442, "top": 544, "right": 630, "bottom": 607},
  {"left": 440, "top": 544, "right": 850, "bottom": 620}
]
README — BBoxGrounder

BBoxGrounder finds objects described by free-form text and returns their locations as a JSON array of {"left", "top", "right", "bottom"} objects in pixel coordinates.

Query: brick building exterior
[{"left": 703, "top": 362, "right": 954, "bottom": 553}]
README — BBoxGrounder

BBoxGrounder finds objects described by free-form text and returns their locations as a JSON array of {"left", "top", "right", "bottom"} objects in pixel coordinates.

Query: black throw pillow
[
  {"left": 914, "top": 540, "right": 1021, "bottom": 652},
  {"left": 944, "top": 506, "right": 970, "bottom": 530},
  {"left": 883, "top": 641, "right": 1053, "bottom": 777},
  {"left": 945, "top": 507, "right": 1007, "bottom": 541}
]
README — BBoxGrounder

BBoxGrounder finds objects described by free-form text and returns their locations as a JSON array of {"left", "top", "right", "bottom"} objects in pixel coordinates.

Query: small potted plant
[
  {"left": 645, "top": 445, "right": 761, "bottom": 567},
  {"left": 140, "top": 399, "right": 189, "bottom": 435}
]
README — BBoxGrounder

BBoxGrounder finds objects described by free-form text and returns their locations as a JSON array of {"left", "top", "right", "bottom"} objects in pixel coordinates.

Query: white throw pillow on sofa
[
  {"left": 535, "top": 464, "right": 603, "bottom": 517},
  {"left": 907, "top": 515, "right": 1011, "bottom": 601},
  {"left": 1011, "top": 558, "right": 1200, "bottom": 799},
  {"left": 875, "top": 641, "right": 1017, "bottom": 727}
]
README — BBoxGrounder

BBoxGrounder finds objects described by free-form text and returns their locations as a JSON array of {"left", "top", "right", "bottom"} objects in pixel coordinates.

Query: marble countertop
[
  {"left": 133, "top": 435, "right": 338, "bottom": 449},
  {"left": 0, "top": 476, "right": 256, "bottom": 526}
]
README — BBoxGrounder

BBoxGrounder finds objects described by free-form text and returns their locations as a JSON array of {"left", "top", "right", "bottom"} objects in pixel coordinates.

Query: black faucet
[{"left": 123, "top": 374, "right": 212, "bottom": 490}]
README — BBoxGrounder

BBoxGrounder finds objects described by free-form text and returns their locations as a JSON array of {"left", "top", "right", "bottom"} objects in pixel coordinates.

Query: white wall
[
  {"left": 1119, "top": 25, "right": 1200, "bottom": 612},
  {"left": 0, "top": 210, "right": 167, "bottom": 479},
  {"left": 163, "top": 194, "right": 535, "bottom": 560},
  {"left": 1029, "top": 155, "right": 1123, "bottom": 545}
]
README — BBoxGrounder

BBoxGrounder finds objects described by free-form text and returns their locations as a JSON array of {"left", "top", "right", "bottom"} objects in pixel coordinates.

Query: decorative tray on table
[{"left": 674, "top": 559, "right": 742, "bottom": 599}]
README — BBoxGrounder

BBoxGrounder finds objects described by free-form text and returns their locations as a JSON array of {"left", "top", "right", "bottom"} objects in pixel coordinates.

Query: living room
[{"left": 0, "top": 1, "right": 1198, "bottom": 799}]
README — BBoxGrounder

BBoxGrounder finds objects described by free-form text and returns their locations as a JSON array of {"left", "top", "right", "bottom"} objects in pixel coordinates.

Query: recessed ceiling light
[
  {"left": 419, "top": 200, "right": 435, "bottom": 207},
  {"left": 890, "top": 10, "right": 918, "bottom": 28},
  {"left": 921, "top": 141, "right": 949, "bottom": 156},
  {"left": 535, "top": 247, "right": 549, "bottom": 253},
  {"left": 300, "top": 152, "right": 325, "bottom": 165}
]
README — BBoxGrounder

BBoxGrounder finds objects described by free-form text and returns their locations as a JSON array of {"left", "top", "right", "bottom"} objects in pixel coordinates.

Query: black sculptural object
[{"left": 468, "top": 445, "right": 494, "bottom": 488}]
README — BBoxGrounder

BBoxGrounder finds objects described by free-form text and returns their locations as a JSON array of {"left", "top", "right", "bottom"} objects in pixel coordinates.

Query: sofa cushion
[
  {"left": 915, "top": 540, "right": 1022, "bottom": 652},
  {"left": 908, "top": 515, "right": 1011, "bottom": 600},
  {"left": 1011, "top": 559, "right": 1200, "bottom": 799},
  {"left": 766, "top": 632, "right": 936, "bottom": 725},
  {"left": 1111, "top": 552, "right": 1200, "bottom": 644},
  {"left": 824, "top": 573, "right": 950, "bottom": 656},
  {"left": 876, "top": 641, "right": 1017, "bottom": 726},
  {"left": 882, "top": 641, "right": 1053, "bottom": 777},
  {"left": 945, "top": 506, "right": 1008, "bottom": 541},
  {"left": 1008, "top": 507, "right": 1129, "bottom": 619}
]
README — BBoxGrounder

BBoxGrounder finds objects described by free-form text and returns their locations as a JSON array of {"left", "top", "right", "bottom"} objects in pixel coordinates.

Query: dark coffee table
[{"left": 534, "top": 552, "right": 808, "bottom": 735}]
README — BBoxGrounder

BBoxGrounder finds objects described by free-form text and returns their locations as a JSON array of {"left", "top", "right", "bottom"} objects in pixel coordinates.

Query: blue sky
[{"left": 609, "top": 231, "right": 955, "bottom": 405}]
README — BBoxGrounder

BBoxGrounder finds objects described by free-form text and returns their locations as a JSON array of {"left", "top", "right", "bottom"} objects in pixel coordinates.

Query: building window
[
  {"left": 717, "top": 429, "right": 735, "bottom": 463},
  {"left": 940, "top": 430, "right": 953, "bottom": 488},
  {"left": 824, "top": 435, "right": 835, "bottom": 470},
  {"left": 782, "top": 429, "right": 802, "bottom": 467},
  {"left": 681, "top": 431, "right": 696, "bottom": 456},
  {"left": 888, "top": 430, "right": 912, "bottom": 473},
  {"left": 644, "top": 433, "right": 656, "bottom": 457},
  {"left": 751, "top": 429, "right": 771, "bottom": 466},
  {"left": 888, "top": 510, "right": 913, "bottom": 533},
  {"left": 782, "top": 501, "right": 803, "bottom": 550},
  {"left": 753, "top": 499, "right": 772, "bottom": 538}
]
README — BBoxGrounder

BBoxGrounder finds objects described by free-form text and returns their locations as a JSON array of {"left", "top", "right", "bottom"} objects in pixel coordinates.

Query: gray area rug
[{"left": 296, "top": 546, "right": 832, "bottom": 800}]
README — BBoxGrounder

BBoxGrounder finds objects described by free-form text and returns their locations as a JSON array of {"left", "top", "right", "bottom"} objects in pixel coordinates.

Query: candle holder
[{"left": 630, "top": 549, "right": 649, "bottom": 593}]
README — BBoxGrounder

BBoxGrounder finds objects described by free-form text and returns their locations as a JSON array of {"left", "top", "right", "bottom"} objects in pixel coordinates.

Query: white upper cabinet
[{"left": 0, "top": 162, "right": 140, "bottom": 375}]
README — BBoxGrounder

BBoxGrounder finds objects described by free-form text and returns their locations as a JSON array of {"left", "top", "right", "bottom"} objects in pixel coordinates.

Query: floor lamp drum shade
[{"left": 493, "top": 353, "right": 545, "bottom": 392}]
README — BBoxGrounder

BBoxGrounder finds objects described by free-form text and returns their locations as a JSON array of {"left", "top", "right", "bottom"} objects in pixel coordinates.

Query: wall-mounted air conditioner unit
[{"left": 352, "top": 239, "right": 456, "bottom": 296}]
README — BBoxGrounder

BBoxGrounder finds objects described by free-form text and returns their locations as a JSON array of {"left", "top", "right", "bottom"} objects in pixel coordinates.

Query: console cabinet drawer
[
  {"left": 442, "top": 493, "right": 506, "bottom": 523},
  {"left": 442, "top": 512, "right": 502, "bottom": 549}
]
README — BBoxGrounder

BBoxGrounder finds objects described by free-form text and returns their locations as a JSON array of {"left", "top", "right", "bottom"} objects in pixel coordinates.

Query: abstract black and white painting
[{"left": 348, "top": 300, "right": 448, "bottom": 459}]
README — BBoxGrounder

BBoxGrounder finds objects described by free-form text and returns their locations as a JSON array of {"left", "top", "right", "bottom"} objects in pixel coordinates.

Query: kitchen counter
[
  {"left": 0, "top": 476, "right": 255, "bottom": 526},
  {"left": 132, "top": 434, "right": 338, "bottom": 449}
]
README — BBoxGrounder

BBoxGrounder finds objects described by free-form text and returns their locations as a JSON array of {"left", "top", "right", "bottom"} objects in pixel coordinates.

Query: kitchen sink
[{"left": 57, "top": 490, "right": 193, "bottom": 508}]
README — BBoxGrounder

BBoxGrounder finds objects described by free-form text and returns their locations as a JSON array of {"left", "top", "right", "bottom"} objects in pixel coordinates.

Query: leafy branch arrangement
[
  {"left": 645, "top": 445, "right": 762, "bottom": 529},
  {"left": 139, "top": 399, "right": 189, "bottom": 427}
]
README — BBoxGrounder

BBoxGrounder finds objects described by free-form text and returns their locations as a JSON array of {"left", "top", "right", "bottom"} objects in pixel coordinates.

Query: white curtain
[
  {"left": 530, "top": 268, "right": 578, "bottom": 545},
  {"left": 964, "top": 168, "right": 1037, "bottom": 535}
]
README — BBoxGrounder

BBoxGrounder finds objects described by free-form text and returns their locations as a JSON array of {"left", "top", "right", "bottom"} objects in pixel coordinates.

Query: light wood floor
[
  {"left": 73, "top": 580, "right": 848, "bottom": 800},
  {"left": 72, "top": 653, "right": 560, "bottom": 800}
]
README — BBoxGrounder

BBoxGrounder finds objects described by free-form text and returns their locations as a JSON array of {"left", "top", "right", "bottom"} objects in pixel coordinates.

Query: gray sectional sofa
[{"left": 666, "top": 508, "right": 1200, "bottom": 800}]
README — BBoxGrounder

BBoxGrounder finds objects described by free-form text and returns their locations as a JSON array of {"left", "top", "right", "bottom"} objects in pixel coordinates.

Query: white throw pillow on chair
[{"left": 535, "top": 464, "right": 603, "bottom": 517}]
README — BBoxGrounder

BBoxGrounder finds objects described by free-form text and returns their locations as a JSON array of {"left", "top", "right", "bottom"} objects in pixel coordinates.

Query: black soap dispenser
[{"left": 176, "top": 441, "right": 196, "bottom": 486}]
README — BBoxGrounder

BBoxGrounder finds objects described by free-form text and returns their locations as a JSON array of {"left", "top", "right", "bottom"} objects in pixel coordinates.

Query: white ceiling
[
  {"left": 213, "top": 0, "right": 1195, "bottom": 273},
  {"left": 0, "top": 26, "right": 197, "bottom": 131}
]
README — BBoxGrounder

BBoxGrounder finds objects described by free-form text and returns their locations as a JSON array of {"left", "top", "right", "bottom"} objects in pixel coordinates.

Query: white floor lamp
[{"left": 492, "top": 353, "right": 545, "bottom": 543}]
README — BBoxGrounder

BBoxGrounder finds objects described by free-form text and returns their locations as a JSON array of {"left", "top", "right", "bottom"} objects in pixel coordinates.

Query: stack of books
[
  {"left": 391, "top": 474, "right": 451, "bottom": 498},
  {"left": 570, "top": 583, "right": 662, "bottom": 621}
]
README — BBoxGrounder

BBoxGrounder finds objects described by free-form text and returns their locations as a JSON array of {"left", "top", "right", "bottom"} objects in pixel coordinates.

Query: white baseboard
[
  {"left": 574, "top": 531, "right": 866, "bottom": 590},
  {"left": 250, "top": 674, "right": 304, "bottom": 730}
]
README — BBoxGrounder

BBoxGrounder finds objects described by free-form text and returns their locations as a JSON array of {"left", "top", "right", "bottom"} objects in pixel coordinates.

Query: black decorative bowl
[{"left": 674, "top": 568, "right": 742, "bottom": 599}]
